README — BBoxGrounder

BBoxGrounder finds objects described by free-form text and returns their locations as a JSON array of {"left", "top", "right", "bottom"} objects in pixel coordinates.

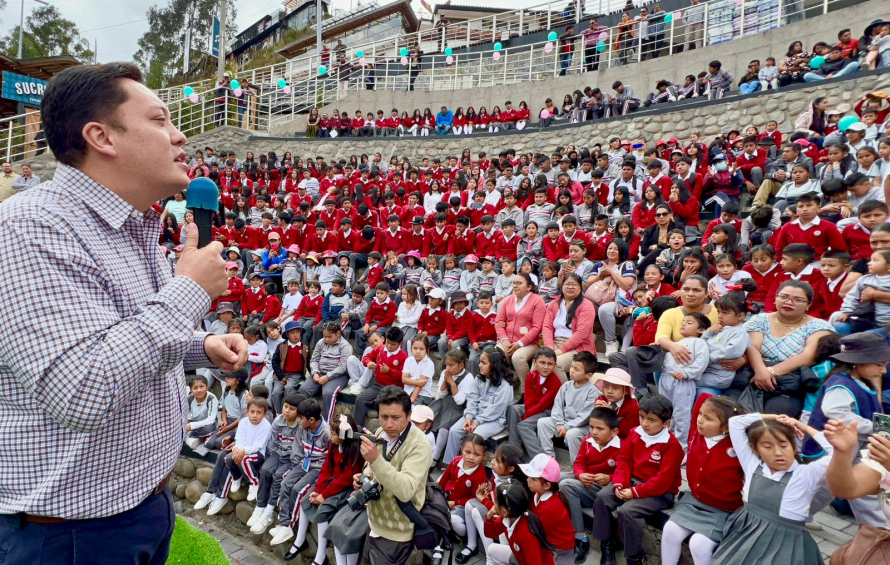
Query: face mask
[{"left": 715, "top": 161, "right": 728, "bottom": 172}]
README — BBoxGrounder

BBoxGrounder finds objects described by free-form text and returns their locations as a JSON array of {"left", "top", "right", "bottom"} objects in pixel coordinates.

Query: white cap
[{"left": 427, "top": 288, "right": 446, "bottom": 300}]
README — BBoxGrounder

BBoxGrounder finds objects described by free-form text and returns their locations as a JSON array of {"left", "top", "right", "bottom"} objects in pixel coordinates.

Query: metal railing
[
  {"left": 0, "top": 0, "right": 855, "bottom": 160},
  {"left": 154, "top": 0, "right": 652, "bottom": 103}
]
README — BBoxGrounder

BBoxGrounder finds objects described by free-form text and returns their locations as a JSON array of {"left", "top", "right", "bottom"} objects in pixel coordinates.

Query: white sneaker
[
  {"left": 230, "top": 478, "right": 241, "bottom": 493},
  {"left": 207, "top": 496, "right": 228, "bottom": 516},
  {"left": 194, "top": 444, "right": 209, "bottom": 456},
  {"left": 247, "top": 484, "right": 258, "bottom": 502},
  {"left": 604, "top": 341, "right": 619, "bottom": 355},
  {"left": 194, "top": 492, "right": 215, "bottom": 510},
  {"left": 246, "top": 506, "right": 264, "bottom": 528},
  {"left": 270, "top": 526, "right": 295, "bottom": 545},
  {"left": 268, "top": 525, "right": 282, "bottom": 537},
  {"left": 347, "top": 383, "right": 364, "bottom": 395},
  {"left": 185, "top": 437, "right": 200, "bottom": 450},
  {"left": 251, "top": 513, "right": 274, "bottom": 534}
]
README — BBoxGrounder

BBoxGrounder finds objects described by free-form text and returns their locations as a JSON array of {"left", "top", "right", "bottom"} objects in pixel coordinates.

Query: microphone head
[{"left": 186, "top": 177, "right": 219, "bottom": 211}]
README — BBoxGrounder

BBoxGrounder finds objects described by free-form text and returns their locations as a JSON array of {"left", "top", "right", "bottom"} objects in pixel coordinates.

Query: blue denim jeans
[
  {"left": 739, "top": 82, "right": 761, "bottom": 94},
  {"left": 803, "top": 61, "right": 860, "bottom": 82}
]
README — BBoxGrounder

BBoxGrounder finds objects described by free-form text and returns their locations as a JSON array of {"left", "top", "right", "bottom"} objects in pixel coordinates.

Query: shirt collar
[
  {"left": 457, "top": 458, "right": 479, "bottom": 477},
  {"left": 704, "top": 433, "right": 728, "bottom": 449},
  {"left": 791, "top": 215, "right": 821, "bottom": 230},
  {"left": 587, "top": 435, "right": 622, "bottom": 451},
  {"left": 788, "top": 263, "right": 816, "bottom": 279},
  {"left": 375, "top": 296, "right": 391, "bottom": 306},
  {"left": 534, "top": 492, "right": 553, "bottom": 506},
  {"left": 635, "top": 426, "right": 671, "bottom": 447},
  {"left": 57, "top": 164, "right": 142, "bottom": 230},
  {"left": 827, "top": 273, "right": 846, "bottom": 292}
]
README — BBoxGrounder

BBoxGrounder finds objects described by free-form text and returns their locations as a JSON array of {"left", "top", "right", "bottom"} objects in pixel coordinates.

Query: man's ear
[{"left": 81, "top": 121, "right": 118, "bottom": 159}]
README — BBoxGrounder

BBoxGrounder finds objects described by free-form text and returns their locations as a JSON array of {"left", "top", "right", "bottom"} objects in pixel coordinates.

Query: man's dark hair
[
  {"left": 42, "top": 62, "right": 144, "bottom": 167},
  {"left": 376, "top": 385, "right": 412, "bottom": 415},
  {"left": 722, "top": 201, "right": 741, "bottom": 215}
]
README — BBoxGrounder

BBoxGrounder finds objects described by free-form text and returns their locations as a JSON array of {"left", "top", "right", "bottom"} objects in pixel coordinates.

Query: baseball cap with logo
[{"left": 519, "top": 453, "right": 561, "bottom": 483}]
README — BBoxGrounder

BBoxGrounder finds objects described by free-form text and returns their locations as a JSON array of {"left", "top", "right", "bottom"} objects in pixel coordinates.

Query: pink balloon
[
  {"left": 233, "top": 88, "right": 243, "bottom": 97},
  {"left": 188, "top": 93, "right": 199, "bottom": 103},
  {"left": 540, "top": 109, "right": 550, "bottom": 119},
  {"left": 359, "top": 57, "right": 366, "bottom": 65},
  {"left": 492, "top": 51, "right": 501, "bottom": 61},
  {"left": 401, "top": 56, "right": 409, "bottom": 65},
  {"left": 599, "top": 32, "right": 608, "bottom": 41},
  {"left": 446, "top": 55, "right": 454, "bottom": 65},
  {"left": 283, "top": 86, "right": 292, "bottom": 94},
  {"left": 544, "top": 41, "right": 554, "bottom": 53}
]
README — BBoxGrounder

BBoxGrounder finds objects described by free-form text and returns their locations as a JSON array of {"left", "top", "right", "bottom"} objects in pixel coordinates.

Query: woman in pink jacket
[
  {"left": 495, "top": 272, "right": 546, "bottom": 386},
  {"left": 542, "top": 273, "right": 597, "bottom": 382}
]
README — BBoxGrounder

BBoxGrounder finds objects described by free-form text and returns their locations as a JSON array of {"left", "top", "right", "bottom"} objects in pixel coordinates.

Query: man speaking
[{"left": 0, "top": 63, "right": 247, "bottom": 564}]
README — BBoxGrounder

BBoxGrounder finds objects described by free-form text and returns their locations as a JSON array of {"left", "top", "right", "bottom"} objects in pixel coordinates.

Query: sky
[{"left": 0, "top": 0, "right": 547, "bottom": 64}]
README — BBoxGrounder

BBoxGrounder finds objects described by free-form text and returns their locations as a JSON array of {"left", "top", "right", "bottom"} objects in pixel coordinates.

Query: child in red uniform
[
  {"left": 483, "top": 482, "right": 556, "bottom": 565},
  {"left": 521, "top": 453, "right": 575, "bottom": 565},
  {"left": 243, "top": 273, "right": 268, "bottom": 326},
  {"left": 843, "top": 200, "right": 890, "bottom": 260},
  {"left": 559, "top": 407, "right": 623, "bottom": 563},
  {"left": 593, "top": 393, "right": 683, "bottom": 565},
  {"left": 743, "top": 244, "right": 781, "bottom": 309},
  {"left": 287, "top": 414, "right": 364, "bottom": 564},
  {"left": 260, "top": 282, "right": 282, "bottom": 325},
  {"left": 542, "top": 222, "right": 570, "bottom": 262},
  {"left": 764, "top": 244, "right": 825, "bottom": 316},
  {"left": 660, "top": 395, "right": 745, "bottom": 565},
  {"left": 816, "top": 249, "right": 851, "bottom": 320},
  {"left": 356, "top": 282, "right": 397, "bottom": 352},
  {"left": 773, "top": 193, "right": 847, "bottom": 261},
  {"left": 352, "top": 326, "right": 408, "bottom": 425},
  {"left": 593, "top": 368, "right": 640, "bottom": 440},
  {"left": 439, "top": 433, "right": 491, "bottom": 557},
  {"left": 507, "top": 348, "right": 561, "bottom": 446},
  {"left": 417, "top": 288, "right": 447, "bottom": 344}
]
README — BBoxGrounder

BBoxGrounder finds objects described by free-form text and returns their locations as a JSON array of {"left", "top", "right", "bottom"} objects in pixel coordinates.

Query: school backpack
[{"left": 396, "top": 480, "right": 453, "bottom": 552}]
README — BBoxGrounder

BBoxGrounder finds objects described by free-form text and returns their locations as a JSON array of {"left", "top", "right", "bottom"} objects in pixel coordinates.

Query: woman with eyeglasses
[
  {"left": 724, "top": 280, "right": 833, "bottom": 416},
  {"left": 542, "top": 273, "right": 597, "bottom": 383},
  {"left": 637, "top": 204, "right": 679, "bottom": 274}
]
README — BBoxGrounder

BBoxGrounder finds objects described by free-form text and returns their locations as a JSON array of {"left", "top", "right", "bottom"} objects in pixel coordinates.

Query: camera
[{"left": 347, "top": 476, "right": 383, "bottom": 511}]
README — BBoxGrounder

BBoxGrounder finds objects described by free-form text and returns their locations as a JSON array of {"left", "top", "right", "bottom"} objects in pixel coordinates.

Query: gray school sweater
[
  {"left": 465, "top": 378, "right": 514, "bottom": 427},
  {"left": 289, "top": 419, "right": 331, "bottom": 470},
  {"left": 460, "top": 269, "right": 482, "bottom": 297},
  {"left": 701, "top": 325, "right": 751, "bottom": 386},
  {"left": 267, "top": 413, "right": 301, "bottom": 459},
  {"left": 551, "top": 380, "right": 598, "bottom": 428},
  {"left": 841, "top": 274, "right": 890, "bottom": 325},
  {"left": 309, "top": 335, "right": 352, "bottom": 378},
  {"left": 662, "top": 337, "right": 710, "bottom": 381}
]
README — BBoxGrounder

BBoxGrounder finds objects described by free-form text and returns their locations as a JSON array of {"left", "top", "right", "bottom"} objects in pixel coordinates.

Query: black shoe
[
  {"left": 574, "top": 537, "right": 591, "bottom": 564},
  {"left": 283, "top": 539, "right": 308, "bottom": 562},
  {"left": 625, "top": 556, "right": 644, "bottom": 565},
  {"left": 600, "top": 540, "right": 617, "bottom": 565},
  {"left": 455, "top": 545, "right": 479, "bottom": 564}
]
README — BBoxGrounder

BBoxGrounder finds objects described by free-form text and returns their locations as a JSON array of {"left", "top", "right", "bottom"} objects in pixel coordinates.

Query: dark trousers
[
  {"left": 353, "top": 381, "right": 384, "bottom": 426},
  {"left": 363, "top": 532, "right": 414, "bottom": 564},
  {"left": 0, "top": 487, "right": 175, "bottom": 565},
  {"left": 584, "top": 45, "right": 600, "bottom": 71},
  {"left": 592, "top": 487, "right": 674, "bottom": 558},
  {"left": 208, "top": 449, "right": 265, "bottom": 498},
  {"left": 257, "top": 452, "right": 293, "bottom": 508}
]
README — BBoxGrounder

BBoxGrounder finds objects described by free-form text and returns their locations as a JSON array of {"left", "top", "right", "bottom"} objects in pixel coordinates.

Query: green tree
[
  {"left": 0, "top": 5, "right": 94, "bottom": 62},
  {"left": 133, "top": 0, "right": 237, "bottom": 89}
]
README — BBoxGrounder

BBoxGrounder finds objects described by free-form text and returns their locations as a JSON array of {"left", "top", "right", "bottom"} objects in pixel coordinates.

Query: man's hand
[
  {"left": 360, "top": 436, "right": 381, "bottom": 463},
  {"left": 176, "top": 223, "right": 228, "bottom": 299},
  {"left": 353, "top": 473, "right": 364, "bottom": 490},
  {"left": 204, "top": 334, "right": 249, "bottom": 371}
]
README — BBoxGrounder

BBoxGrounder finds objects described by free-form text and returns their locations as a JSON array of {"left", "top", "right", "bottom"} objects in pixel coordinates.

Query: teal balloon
[
  {"left": 318, "top": 66, "right": 327, "bottom": 75},
  {"left": 664, "top": 13, "right": 673, "bottom": 23},
  {"left": 356, "top": 50, "right": 364, "bottom": 58},
  {"left": 809, "top": 56, "right": 826, "bottom": 69},
  {"left": 229, "top": 79, "right": 240, "bottom": 90},
  {"left": 277, "top": 78, "right": 287, "bottom": 88},
  {"left": 494, "top": 42, "right": 503, "bottom": 51},
  {"left": 548, "top": 31, "right": 558, "bottom": 41},
  {"left": 444, "top": 47, "right": 453, "bottom": 56},
  {"left": 400, "top": 47, "right": 408, "bottom": 56},
  {"left": 596, "top": 41, "right": 606, "bottom": 52},
  {"left": 839, "top": 116, "right": 860, "bottom": 132},
  {"left": 183, "top": 86, "right": 194, "bottom": 97}
]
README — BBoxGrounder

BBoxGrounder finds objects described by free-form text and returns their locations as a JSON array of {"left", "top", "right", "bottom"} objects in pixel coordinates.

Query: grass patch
[{"left": 167, "top": 516, "right": 230, "bottom": 565}]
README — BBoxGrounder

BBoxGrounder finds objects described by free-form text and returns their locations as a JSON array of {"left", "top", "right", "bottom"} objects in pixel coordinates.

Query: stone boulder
[
  {"left": 185, "top": 480, "right": 205, "bottom": 504},
  {"left": 174, "top": 458, "right": 196, "bottom": 479},
  {"left": 229, "top": 486, "right": 248, "bottom": 502},
  {"left": 176, "top": 483, "right": 187, "bottom": 498},
  {"left": 196, "top": 466, "right": 213, "bottom": 486}
]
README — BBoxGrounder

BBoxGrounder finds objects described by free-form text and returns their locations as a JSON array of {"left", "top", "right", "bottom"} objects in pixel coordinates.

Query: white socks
[
  {"left": 294, "top": 507, "right": 309, "bottom": 548},
  {"left": 314, "top": 521, "right": 329, "bottom": 564},
  {"left": 334, "top": 546, "right": 359, "bottom": 565}
]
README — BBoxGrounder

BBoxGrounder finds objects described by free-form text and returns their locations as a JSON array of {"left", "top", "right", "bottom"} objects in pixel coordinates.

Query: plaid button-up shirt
[{"left": 0, "top": 164, "right": 211, "bottom": 519}]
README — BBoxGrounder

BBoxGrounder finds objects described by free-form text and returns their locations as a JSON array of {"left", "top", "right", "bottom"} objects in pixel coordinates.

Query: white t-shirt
[{"left": 403, "top": 355, "right": 435, "bottom": 398}]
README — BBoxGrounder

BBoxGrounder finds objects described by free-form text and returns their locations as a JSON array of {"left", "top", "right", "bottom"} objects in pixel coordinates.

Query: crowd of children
[{"left": 172, "top": 78, "right": 890, "bottom": 564}]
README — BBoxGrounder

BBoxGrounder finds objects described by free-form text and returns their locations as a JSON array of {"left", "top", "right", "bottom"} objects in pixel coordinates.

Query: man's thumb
[{"left": 183, "top": 223, "right": 199, "bottom": 251}]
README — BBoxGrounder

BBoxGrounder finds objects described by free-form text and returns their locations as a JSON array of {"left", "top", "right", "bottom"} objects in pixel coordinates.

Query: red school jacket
[
  {"left": 522, "top": 370, "right": 561, "bottom": 420},
  {"left": 574, "top": 435, "right": 622, "bottom": 478},
  {"left": 542, "top": 235, "right": 569, "bottom": 262},
  {"left": 496, "top": 232, "right": 520, "bottom": 261},
  {"left": 686, "top": 394, "right": 745, "bottom": 512},
  {"left": 743, "top": 263, "right": 782, "bottom": 304},
  {"left": 445, "top": 309, "right": 471, "bottom": 341},
  {"left": 483, "top": 516, "right": 555, "bottom": 565},
  {"left": 418, "top": 306, "right": 447, "bottom": 336},
  {"left": 242, "top": 286, "right": 267, "bottom": 317},
  {"left": 531, "top": 493, "right": 574, "bottom": 551},
  {"left": 219, "top": 276, "right": 245, "bottom": 304},
  {"left": 448, "top": 229, "right": 476, "bottom": 256},
  {"left": 314, "top": 446, "right": 365, "bottom": 499},
  {"left": 438, "top": 457, "right": 491, "bottom": 507},
  {"left": 468, "top": 310, "right": 498, "bottom": 344},
  {"left": 362, "top": 345, "right": 409, "bottom": 387},
  {"left": 612, "top": 428, "right": 683, "bottom": 499},
  {"left": 595, "top": 394, "right": 640, "bottom": 440},
  {"left": 366, "top": 297, "right": 397, "bottom": 328}
]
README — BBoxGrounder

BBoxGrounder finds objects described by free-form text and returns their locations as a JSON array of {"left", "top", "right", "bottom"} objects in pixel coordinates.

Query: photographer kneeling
[{"left": 338, "top": 386, "right": 433, "bottom": 564}]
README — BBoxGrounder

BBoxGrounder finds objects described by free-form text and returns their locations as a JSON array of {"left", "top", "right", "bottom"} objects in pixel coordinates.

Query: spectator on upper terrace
[
  {"left": 609, "top": 81, "right": 640, "bottom": 116},
  {"left": 435, "top": 106, "right": 453, "bottom": 136},
  {"left": 684, "top": 0, "right": 705, "bottom": 50},
  {"left": 648, "top": 4, "right": 668, "bottom": 60},
  {"left": 559, "top": 26, "right": 576, "bottom": 77},
  {"left": 616, "top": 12, "right": 636, "bottom": 65},
  {"left": 778, "top": 41, "right": 812, "bottom": 86},
  {"left": 704, "top": 60, "right": 734, "bottom": 100},
  {"left": 803, "top": 45, "right": 861, "bottom": 82},
  {"left": 738, "top": 60, "right": 762, "bottom": 95},
  {"left": 582, "top": 18, "right": 608, "bottom": 72}
]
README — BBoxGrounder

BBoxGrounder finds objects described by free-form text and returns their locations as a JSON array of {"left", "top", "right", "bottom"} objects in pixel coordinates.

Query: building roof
[
  {"left": 276, "top": 0, "right": 419, "bottom": 59},
  {"left": 0, "top": 54, "right": 81, "bottom": 80},
  {"left": 231, "top": 0, "right": 330, "bottom": 56},
  {"left": 432, "top": 4, "right": 514, "bottom": 16}
]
